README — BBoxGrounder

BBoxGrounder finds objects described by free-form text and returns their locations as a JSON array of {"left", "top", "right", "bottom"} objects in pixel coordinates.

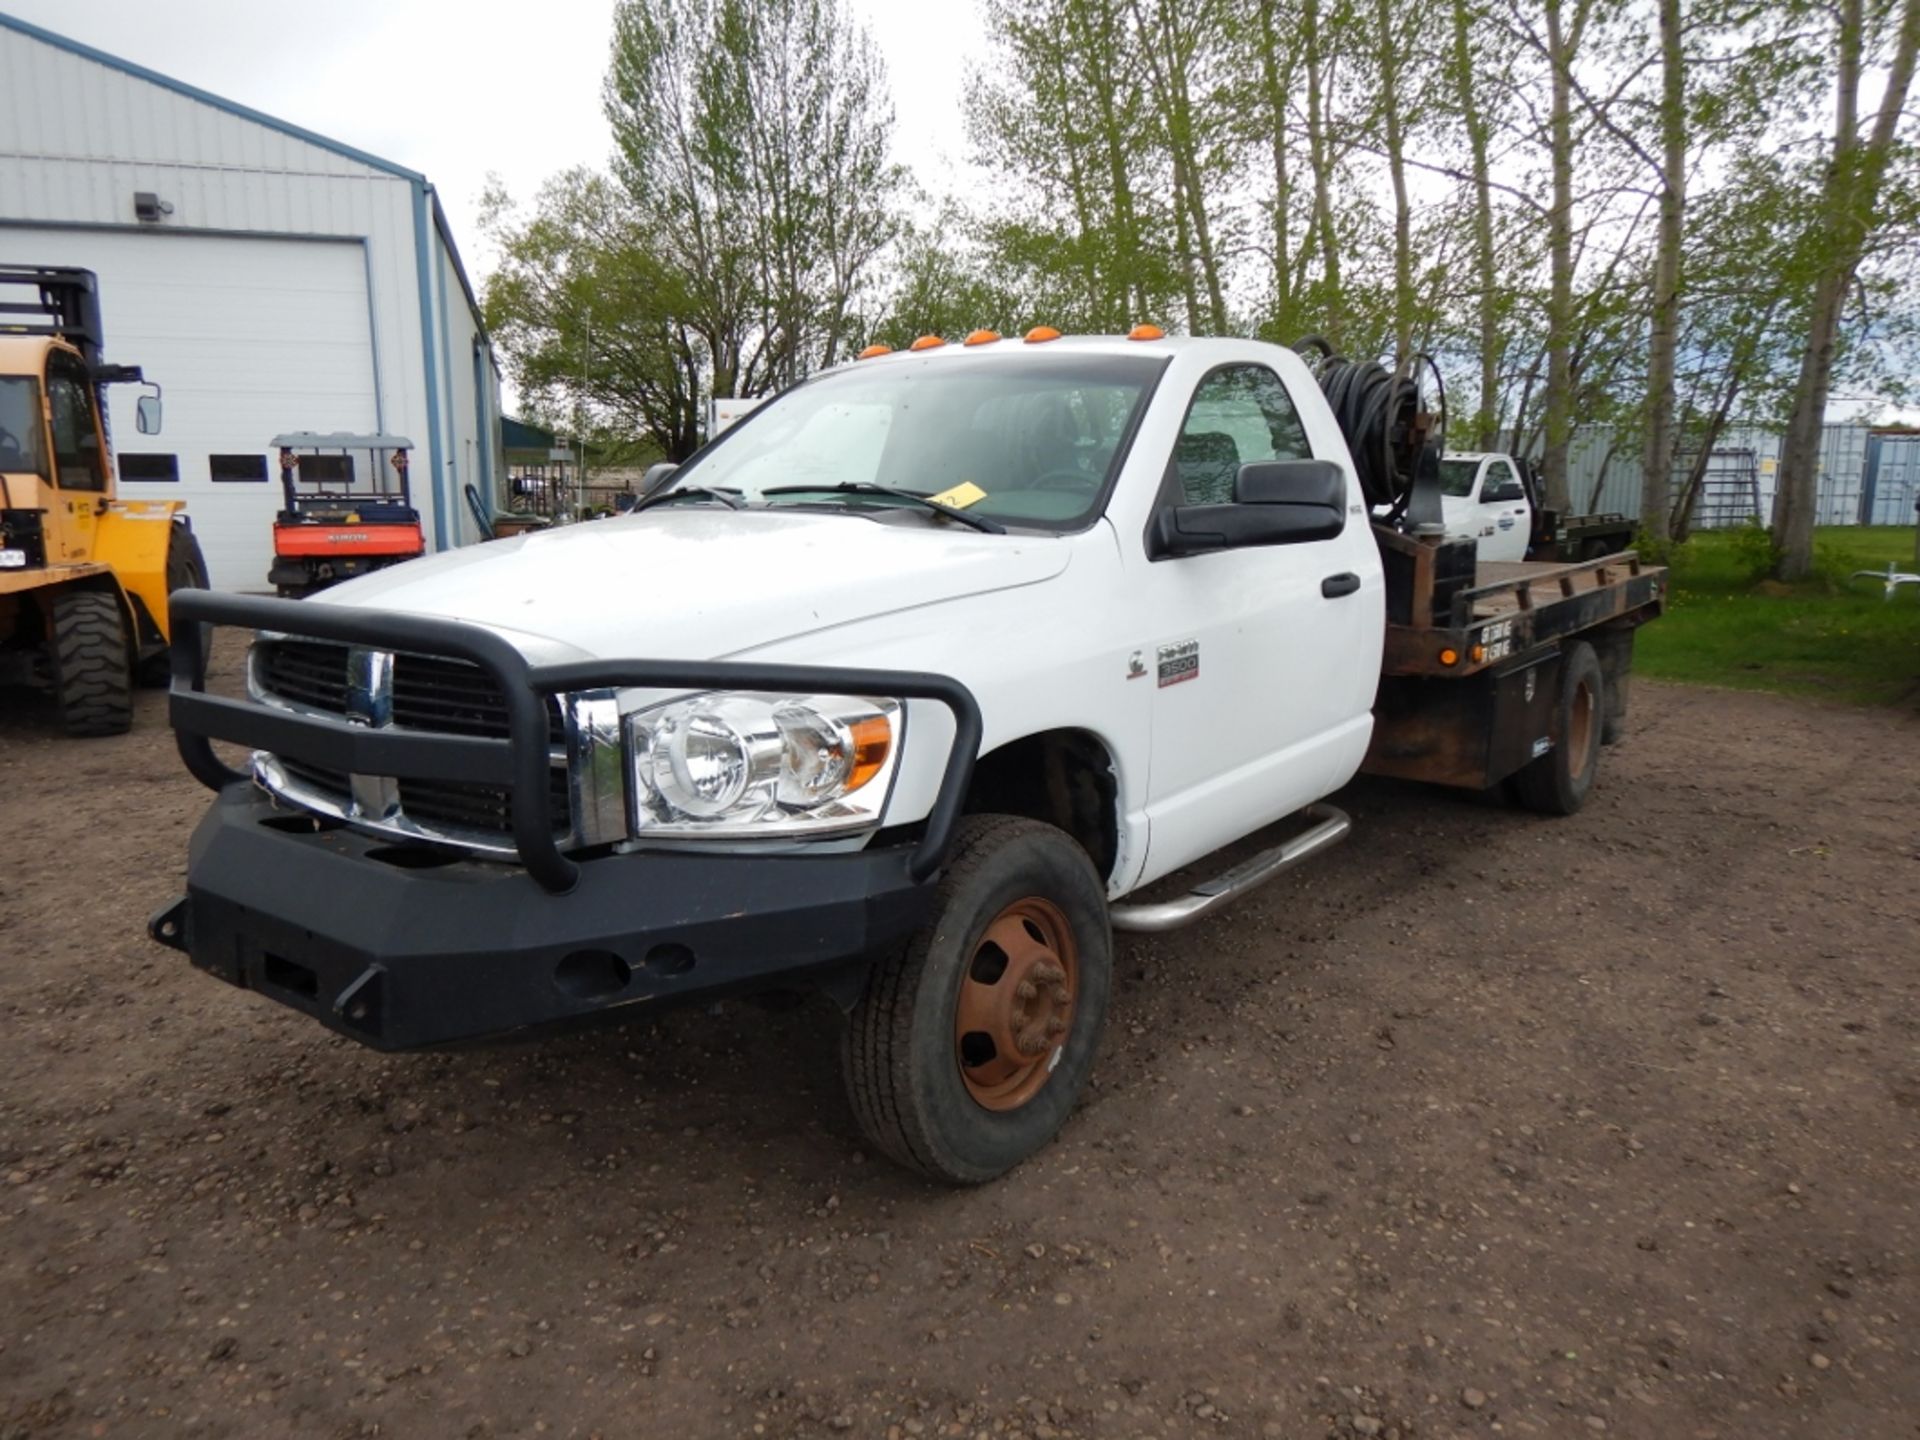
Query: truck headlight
[{"left": 626, "top": 693, "right": 901, "bottom": 836}]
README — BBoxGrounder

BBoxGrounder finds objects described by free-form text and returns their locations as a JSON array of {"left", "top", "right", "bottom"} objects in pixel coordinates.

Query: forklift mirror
[{"left": 135, "top": 392, "right": 162, "bottom": 435}]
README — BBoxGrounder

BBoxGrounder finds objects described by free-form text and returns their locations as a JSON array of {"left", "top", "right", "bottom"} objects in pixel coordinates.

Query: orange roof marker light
[
  {"left": 857, "top": 344, "right": 893, "bottom": 360},
  {"left": 1127, "top": 323, "right": 1166, "bottom": 341},
  {"left": 909, "top": 334, "right": 947, "bottom": 351},
  {"left": 963, "top": 329, "right": 1002, "bottom": 346},
  {"left": 1024, "top": 326, "right": 1063, "bottom": 343}
]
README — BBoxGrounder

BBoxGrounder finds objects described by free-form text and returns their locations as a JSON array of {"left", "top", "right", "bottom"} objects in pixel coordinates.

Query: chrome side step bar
[{"left": 1109, "top": 803, "right": 1351, "bottom": 934}]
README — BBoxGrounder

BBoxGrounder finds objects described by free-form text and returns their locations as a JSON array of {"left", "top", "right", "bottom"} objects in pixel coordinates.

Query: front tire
[
  {"left": 49, "top": 588, "right": 133, "bottom": 737},
  {"left": 843, "top": 815, "right": 1112, "bottom": 1184},
  {"left": 1511, "top": 641, "right": 1604, "bottom": 815}
]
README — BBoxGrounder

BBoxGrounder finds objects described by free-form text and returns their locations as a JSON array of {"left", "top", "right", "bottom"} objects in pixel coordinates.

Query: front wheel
[
  {"left": 49, "top": 588, "right": 133, "bottom": 737},
  {"left": 843, "top": 815, "right": 1112, "bottom": 1184}
]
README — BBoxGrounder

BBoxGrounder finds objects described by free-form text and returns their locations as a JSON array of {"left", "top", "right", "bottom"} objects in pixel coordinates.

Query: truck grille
[
  {"left": 254, "top": 637, "right": 571, "bottom": 842},
  {"left": 257, "top": 639, "right": 566, "bottom": 745}
]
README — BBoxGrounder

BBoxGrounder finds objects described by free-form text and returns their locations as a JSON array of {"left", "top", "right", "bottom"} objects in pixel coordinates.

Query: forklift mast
[{"left": 0, "top": 265, "right": 143, "bottom": 384}]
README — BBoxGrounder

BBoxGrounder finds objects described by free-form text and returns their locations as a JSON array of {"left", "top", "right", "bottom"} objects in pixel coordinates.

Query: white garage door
[{"left": 5, "top": 227, "right": 379, "bottom": 588}]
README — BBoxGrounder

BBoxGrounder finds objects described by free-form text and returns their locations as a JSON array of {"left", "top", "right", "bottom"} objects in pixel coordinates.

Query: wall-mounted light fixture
[{"left": 133, "top": 192, "right": 174, "bottom": 223}]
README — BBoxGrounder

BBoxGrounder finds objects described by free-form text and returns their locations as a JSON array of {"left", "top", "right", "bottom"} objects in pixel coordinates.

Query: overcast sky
[{"left": 3, "top": 0, "right": 987, "bottom": 273}]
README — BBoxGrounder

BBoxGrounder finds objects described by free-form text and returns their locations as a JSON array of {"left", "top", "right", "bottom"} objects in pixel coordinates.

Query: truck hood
[{"left": 316, "top": 508, "right": 1072, "bottom": 659}]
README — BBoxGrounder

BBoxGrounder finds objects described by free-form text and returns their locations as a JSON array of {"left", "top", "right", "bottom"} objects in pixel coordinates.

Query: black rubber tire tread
[
  {"left": 843, "top": 814, "right": 1112, "bottom": 1185},
  {"left": 137, "top": 523, "right": 209, "bottom": 686},
  {"left": 50, "top": 588, "right": 133, "bottom": 737},
  {"left": 1511, "top": 641, "right": 1604, "bottom": 816}
]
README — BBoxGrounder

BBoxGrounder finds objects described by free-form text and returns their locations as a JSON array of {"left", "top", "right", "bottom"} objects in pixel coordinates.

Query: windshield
[
  {"left": 0, "top": 376, "right": 46, "bottom": 476},
  {"left": 1438, "top": 458, "right": 1480, "bottom": 498},
  {"left": 670, "top": 352, "right": 1167, "bottom": 531}
]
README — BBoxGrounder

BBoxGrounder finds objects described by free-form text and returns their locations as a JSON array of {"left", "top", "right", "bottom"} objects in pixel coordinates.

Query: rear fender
[{"left": 94, "top": 501, "right": 183, "bottom": 643}]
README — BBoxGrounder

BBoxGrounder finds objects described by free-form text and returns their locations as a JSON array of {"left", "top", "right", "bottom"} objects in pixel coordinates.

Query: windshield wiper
[
  {"left": 761, "top": 482, "right": 1006, "bottom": 534},
  {"left": 634, "top": 484, "right": 744, "bottom": 513}
]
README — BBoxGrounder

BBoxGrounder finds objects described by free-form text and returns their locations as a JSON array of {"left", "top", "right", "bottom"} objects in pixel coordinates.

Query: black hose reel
[{"left": 1291, "top": 336, "right": 1447, "bottom": 531}]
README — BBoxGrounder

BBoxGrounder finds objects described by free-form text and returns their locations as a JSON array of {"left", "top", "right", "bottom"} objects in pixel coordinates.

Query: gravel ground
[{"left": 2, "top": 661, "right": 1917, "bottom": 1440}]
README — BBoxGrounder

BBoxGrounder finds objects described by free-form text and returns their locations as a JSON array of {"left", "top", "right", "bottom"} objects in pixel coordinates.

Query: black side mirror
[
  {"left": 1233, "top": 459, "right": 1347, "bottom": 508},
  {"left": 1482, "top": 480, "right": 1525, "bottom": 503},
  {"left": 640, "top": 461, "right": 679, "bottom": 495},
  {"left": 1152, "top": 459, "right": 1348, "bottom": 559}
]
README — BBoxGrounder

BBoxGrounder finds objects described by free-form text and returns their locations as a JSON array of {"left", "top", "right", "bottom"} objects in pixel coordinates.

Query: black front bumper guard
[
  {"left": 165, "top": 589, "right": 983, "bottom": 892},
  {"left": 153, "top": 590, "right": 983, "bottom": 1048}
]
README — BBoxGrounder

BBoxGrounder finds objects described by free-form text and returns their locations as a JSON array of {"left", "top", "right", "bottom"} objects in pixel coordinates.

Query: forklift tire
[
  {"left": 50, "top": 589, "right": 133, "bottom": 737},
  {"left": 138, "top": 523, "right": 210, "bottom": 687},
  {"left": 842, "top": 815, "right": 1112, "bottom": 1185},
  {"left": 1511, "top": 642, "right": 1603, "bottom": 817}
]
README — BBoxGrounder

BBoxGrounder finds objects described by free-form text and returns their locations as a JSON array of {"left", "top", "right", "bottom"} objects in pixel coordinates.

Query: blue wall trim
[
  {"left": 472, "top": 339, "right": 496, "bottom": 520},
  {"left": 411, "top": 180, "right": 448, "bottom": 552},
  {"left": 0, "top": 12, "right": 426, "bottom": 184},
  {"left": 434, "top": 223, "right": 459, "bottom": 542}
]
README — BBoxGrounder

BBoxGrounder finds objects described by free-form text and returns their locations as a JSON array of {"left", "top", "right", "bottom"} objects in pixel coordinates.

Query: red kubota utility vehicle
[{"left": 268, "top": 432, "right": 424, "bottom": 597}]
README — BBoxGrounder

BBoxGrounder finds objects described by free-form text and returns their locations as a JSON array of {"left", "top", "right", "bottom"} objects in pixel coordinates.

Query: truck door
[
  {"left": 45, "top": 348, "right": 107, "bottom": 562},
  {"left": 1137, "top": 361, "right": 1381, "bottom": 874},
  {"left": 1472, "top": 458, "right": 1529, "bottom": 562}
]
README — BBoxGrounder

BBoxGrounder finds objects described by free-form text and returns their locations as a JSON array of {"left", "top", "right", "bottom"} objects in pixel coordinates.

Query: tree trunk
[
  {"left": 1638, "top": 0, "right": 1684, "bottom": 549},
  {"left": 1302, "top": 0, "right": 1342, "bottom": 321},
  {"left": 1772, "top": 0, "right": 1920, "bottom": 580},
  {"left": 1255, "top": 0, "right": 1296, "bottom": 333},
  {"left": 1541, "top": 0, "right": 1577, "bottom": 514},
  {"left": 1375, "top": 0, "right": 1414, "bottom": 358},
  {"left": 1449, "top": 0, "right": 1499, "bottom": 448}
]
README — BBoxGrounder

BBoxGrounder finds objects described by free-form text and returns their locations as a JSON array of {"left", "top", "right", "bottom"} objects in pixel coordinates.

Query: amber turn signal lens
[
  {"left": 857, "top": 344, "right": 892, "bottom": 360},
  {"left": 1439, "top": 647, "right": 1460, "bottom": 666},
  {"left": 847, "top": 716, "right": 893, "bottom": 791},
  {"left": 1024, "top": 326, "right": 1062, "bottom": 343},
  {"left": 1469, "top": 643, "right": 1485, "bottom": 663},
  {"left": 963, "top": 329, "right": 1001, "bottom": 346},
  {"left": 909, "top": 334, "right": 947, "bottom": 351},
  {"left": 1127, "top": 323, "right": 1165, "bottom": 341}
]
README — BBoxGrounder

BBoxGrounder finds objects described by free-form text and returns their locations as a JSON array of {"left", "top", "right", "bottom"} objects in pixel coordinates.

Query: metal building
[{"left": 0, "top": 14, "right": 500, "bottom": 588}]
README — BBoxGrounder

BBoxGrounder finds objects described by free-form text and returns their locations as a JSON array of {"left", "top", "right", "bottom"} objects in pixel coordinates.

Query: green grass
[{"left": 1634, "top": 524, "right": 1920, "bottom": 706}]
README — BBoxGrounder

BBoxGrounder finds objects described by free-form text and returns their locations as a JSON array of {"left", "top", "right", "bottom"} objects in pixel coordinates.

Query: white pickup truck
[
  {"left": 153, "top": 333, "right": 1665, "bottom": 1183},
  {"left": 1439, "top": 450, "right": 1638, "bottom": 563}
]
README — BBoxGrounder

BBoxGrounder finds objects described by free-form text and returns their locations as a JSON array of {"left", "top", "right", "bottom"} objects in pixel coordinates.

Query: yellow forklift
[{"left": 0, "top": 265, "right": 205, "bottom": 736}]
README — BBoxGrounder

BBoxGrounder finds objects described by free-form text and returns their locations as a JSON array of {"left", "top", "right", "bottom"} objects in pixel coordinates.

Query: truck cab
[{"left": 1437, "top": 451, "right": 1531, "bottom": 562}]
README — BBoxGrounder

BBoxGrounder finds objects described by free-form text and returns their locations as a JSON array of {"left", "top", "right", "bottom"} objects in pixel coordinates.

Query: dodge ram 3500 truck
[{"left": 151, "top": 332, "right": 1665, "bottom": 1184}]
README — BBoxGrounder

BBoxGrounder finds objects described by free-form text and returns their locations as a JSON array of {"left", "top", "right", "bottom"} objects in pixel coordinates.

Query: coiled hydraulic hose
[{"left": 1292, "top": 336, "right": 1445, "bottom": 520}]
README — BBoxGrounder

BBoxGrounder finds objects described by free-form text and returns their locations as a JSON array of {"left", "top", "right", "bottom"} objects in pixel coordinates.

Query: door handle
[{"left": 1321, "top": 572, "right": 1361, "bottom": 598}]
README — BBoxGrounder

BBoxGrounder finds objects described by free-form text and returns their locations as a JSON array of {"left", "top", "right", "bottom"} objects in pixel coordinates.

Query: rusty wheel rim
[
  {"left": 954, "top": 897, "right": 1079, "bottom": 1112},
  {"left": 1568, "top": 677, "right": 1596, "bottom": 780}
]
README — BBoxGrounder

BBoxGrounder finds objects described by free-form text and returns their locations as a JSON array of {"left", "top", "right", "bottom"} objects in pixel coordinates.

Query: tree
[
  {"left": 604, "top": 0, "right": 903, "bottom": 398},
  {"left": 481, "top": 172, "right": 704, "bottom": 460},
  {"left": 1637, "top": 0, "right": 1685, "bottom": 551},
  {"left": 1770, "top": 0, "right": 1920, "bottom": 579}
]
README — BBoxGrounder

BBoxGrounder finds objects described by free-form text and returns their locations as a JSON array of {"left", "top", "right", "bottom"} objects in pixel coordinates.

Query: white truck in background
[{"left": 1439, "top": 451, "right": 1639, "bottom": 564}]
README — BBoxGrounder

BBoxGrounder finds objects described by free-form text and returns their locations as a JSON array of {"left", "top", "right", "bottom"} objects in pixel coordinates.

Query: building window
[
  {"left": 296, "top": 454, "right": 354, "bottom": 486},
  {"left": 118, "top": 453, "right": 179, "bottom": 482},
  {"left": 210, "top": 453, "right": 268, "bottom": 483}
]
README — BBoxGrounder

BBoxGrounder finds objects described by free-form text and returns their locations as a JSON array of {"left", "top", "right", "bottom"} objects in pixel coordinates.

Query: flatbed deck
[{"left": 1378, "top": 530, "right": 1666, "bottom": 679}]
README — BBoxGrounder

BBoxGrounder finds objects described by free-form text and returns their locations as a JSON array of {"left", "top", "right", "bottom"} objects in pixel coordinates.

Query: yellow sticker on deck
[{"left": 927, "top": 481, "right": 988, "bottom": 509}]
